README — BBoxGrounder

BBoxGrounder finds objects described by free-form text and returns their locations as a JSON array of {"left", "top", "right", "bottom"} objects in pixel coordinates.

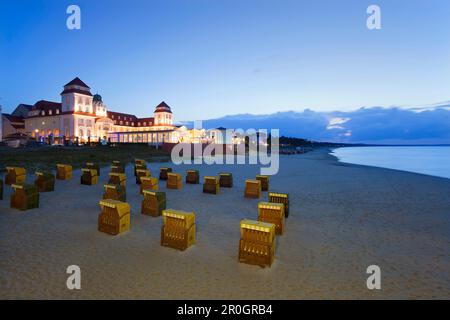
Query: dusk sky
[{"left": 1, "top": 0, "right": 449, "bottom": 121}]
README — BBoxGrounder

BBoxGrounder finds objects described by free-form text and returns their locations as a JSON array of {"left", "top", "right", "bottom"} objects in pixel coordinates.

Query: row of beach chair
[{"left": 2, "top": 159, "right": 290, "bottom": 267}]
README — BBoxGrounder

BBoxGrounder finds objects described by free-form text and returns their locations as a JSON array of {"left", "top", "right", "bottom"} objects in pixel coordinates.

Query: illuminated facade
[{"left": 21, "top": 77, "right": 176, "bottom": 143}]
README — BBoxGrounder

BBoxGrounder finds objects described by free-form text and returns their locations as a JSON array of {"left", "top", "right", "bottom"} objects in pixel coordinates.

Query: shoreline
[
  {"left": 1, "top": 148, "right": 449, "bottom": 299},
  {"left": 328, "top": 146, "right": 450, "bottom": 181}
]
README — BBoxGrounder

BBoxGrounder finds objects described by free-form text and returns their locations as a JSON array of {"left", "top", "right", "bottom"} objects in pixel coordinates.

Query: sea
[{"left": 331, "top": 146, "right": 450, "bottom": 179}]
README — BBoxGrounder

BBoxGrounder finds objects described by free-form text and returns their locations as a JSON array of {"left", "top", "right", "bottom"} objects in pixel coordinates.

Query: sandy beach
[{"left": 0, "top": 148, "right": 449, "bottom": 299}]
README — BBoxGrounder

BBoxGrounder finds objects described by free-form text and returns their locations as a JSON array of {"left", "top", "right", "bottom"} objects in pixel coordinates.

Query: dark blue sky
[{"left": 1, "top": 0, "right": 449, "bottom": 121}]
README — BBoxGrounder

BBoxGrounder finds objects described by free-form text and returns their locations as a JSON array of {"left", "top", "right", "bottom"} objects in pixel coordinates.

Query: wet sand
[{"left": 1, "top": 148, "right": 449, "bottom": 299}]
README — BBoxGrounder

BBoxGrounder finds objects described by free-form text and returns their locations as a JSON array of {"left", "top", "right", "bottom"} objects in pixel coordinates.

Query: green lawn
[{"left": 0, "top": 144, "right": 170, "bottom": 174}]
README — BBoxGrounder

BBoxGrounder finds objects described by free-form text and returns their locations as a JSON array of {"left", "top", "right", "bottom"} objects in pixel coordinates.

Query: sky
[{"left": 0, "top": 0, "right": 449, "bottom": 122}]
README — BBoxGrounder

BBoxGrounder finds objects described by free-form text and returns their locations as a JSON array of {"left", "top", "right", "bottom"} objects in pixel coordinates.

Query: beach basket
[
  {"left": 256, "top": 175, "right": 269, "bottom": 191},
  {"left": 108, "top": 172, "right": 126, "bottom": 187},
  {"left": 161, "top": 209, "right": 196, "bottom": 251},
  {"left": 110, "top": 165, "right": 125, "bottom": 174},
  {"left": 257, "top": 202, "right": 285, "bottom": 235},
  {"left": 85, "top": 162, "right": 100, "bottom": 176},
  {"left": 111, "top": 160, "right": 125, "bottom": 173},
  {"left": 136, "top": 169, "right": 151, "bottom": 184},
  {"left": 239, "top": 219, "right": 275, "bottom": 268},
  {"left": 56, "top": 164, "right": 72, "bottom": 180},
  {"left": 112, "top": 160, "right": 123, "bottom": 167},
  {"left": 203, "top": 176, "right": 219, "bottom": 194},
  {"left": 103, "top": 184, "right": 127, "bottom": 202},
  {"left": 268, "top": 192, "right": 290, "bottom": 217},
  {"left": 98, "top": 199, "right": 130, "bottom": 235},
  {"left": 135, "top": 159, "right": 146, "bottom": 165},
  {"left": 244, "top": 179, "right": 261, "bottom": 199},
  {"left": 159, "top": 167, "right": 172, "bottom": 180},
  {"left": 142, "top": 190, "right": 166, "bottom": 217},
  {"left": 167, "top": 173, "right": 182, "bottom": 189},
  {"left": 186, "top": 170, "right": 199, "bottom": 184},
  {"left": 134, "top": 163, "right": 147, "bottom": 176},
  {"left": 134, "top": 159, "right": 147, "bottom": 176},
  {"left": 34, "top": 171, "right": 55, "bottom": 192},
  {"left": 219, "top": 173, "right": 233, "bottom": 188},
  {"left": 81, "top": 168, "right": 98, "bottom": 186},
  {"left": 0, "top": 179, "right": 3, "bottom": 200},
  {"left": 10, "top": 184, "right": 39, "bottom": 211},
  {"left": 5, "top": 167, "right": 26, "bottom": 185},
  {"left": 140, "top": 177, "right": 159, "bottom": 194}
]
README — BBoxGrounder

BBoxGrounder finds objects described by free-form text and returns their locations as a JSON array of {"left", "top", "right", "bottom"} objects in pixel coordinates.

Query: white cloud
[{"left": 327, "top": 117, "right": 350, "bottom": 130}]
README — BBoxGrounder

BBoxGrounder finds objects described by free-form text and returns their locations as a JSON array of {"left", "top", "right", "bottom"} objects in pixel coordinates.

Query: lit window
[
  {"left": 56, "top": 109, "right": 60, "bottom": 114},
  {"left": 49, "top": 110, "right": 52, "bottom": 115},
  {"left": 41, "top": 110, "right": 45, "bottom": 116}
]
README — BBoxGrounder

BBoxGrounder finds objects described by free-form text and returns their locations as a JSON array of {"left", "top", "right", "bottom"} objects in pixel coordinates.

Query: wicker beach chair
[
  {"left": 135, "top": 169, "right": 151, "bottom": 184},
  {"left": 141, "top": 190, "right": 166, "bottom": 217},
  {"left": 203, "top": 176, "right": 219, "bottom": 194},
  {"left": 255, "top": 175, "right": 269, "bottom": 191},
  {"left": 140, "top": 177, "right": 159, "bottom": 194},
  {"left": 56, "top": 164, "right": 72, "bottom": 180},
  {"left": 244, "top": 179, "right": 262, "bottom": 198},
  {"left": 238, "top": 219, "right": 275, "bottom": 268},
  {"left": 81, "top": 168, "right": 98, "bottom": 185},
  {"left": 257, "top": 202, "right": 285, "bottom": 235},
  {"left": 5, "top": 167, "right": 26, "bottom": 185},
  {"left": 10, "top": 184, "right": 39, "bottom": 211},
  {"left": 85, "top": 162, "right": 100, "bottom": 176},
  {"left": 34, "top": 171, "right": 55, "bottom": 192},
  {"left": 167, "top": 173, "right": 182, "bottom": 189},
  {"left": 98, "top": 199, "right": 130, "bottom": 235},
  {"left": 161, "top": 209, "right": 196, "bottom": 251},
  {"left": 159, "top": 167, "right": 172, "bottom": 180},
  {"left": 108, "top": 172, "right": 126, "bottom": 187},
  {"left": 186, "top": 170, "right": 199, "bottom": 184},
  {"left": 219, "top": 173, "right": 233, "bottom": 188},
  {"left": 103, "top": 184, "right": 127, "bottom": 202},
  {"left": 268, "top": 192, "right": 290, "bottom": 217}
]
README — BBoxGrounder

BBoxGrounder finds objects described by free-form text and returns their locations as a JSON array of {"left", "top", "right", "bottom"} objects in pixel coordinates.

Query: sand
[{"left": 0, "top": 148, "right": 449, "bottom": 299}]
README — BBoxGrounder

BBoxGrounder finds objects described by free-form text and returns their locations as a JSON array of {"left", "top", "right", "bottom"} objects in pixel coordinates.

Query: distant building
[
  {"left": 2, "top": 114, "right": 26, "bottom": 138},
  {"left": 2, "top": 77, "right": 246, "bottom": 146},
  {"left": 9, "top": 77, "right": 177, "bottom": 144}
]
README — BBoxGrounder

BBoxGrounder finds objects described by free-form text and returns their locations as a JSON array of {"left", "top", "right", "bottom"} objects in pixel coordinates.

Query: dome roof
[
  {"left": 154, "top": 101, "right": 172, "bottom": 113},
  {"left": 93, "top": 93, "right": 102, "bottom": 102}
]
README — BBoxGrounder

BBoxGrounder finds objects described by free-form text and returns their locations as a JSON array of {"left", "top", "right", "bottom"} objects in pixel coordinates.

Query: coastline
[
  {"left": 329, "top": 146, "right": 450, "bottom": 180},
  {"left": 1, "top": 148, "right": 449, "bottom": 299}
]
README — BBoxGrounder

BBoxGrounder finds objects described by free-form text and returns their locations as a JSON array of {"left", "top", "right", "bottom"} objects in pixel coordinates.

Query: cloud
[
  {"left": 327, "top": 117, "right": 350, "bottom": 130},
  {"left": 187, "top": 104, "right": 450, "bottom": 144}
]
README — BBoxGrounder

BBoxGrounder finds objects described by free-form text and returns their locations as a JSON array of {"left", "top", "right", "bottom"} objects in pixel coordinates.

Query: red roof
[
  {"left": 107, "top": 111, "right": 138, "bottom": 121},
  {"left": 3, "top": 114, "right": 25, "bottom": 123},
  {"left": 154, "top": 101, "right": 172, "bottom": 113},
  {"left": 33, "top": 100, "right": 62, "bottom": 111},
  {"left": 107, "top": 111, "right": 156, "bottom": 127},
  {"left": 60, "top": 88, "right": 93, "bottom": 96},
  {"left": 136, "top": 117, "right": 154, "bottom": 126},
  {"left": 64, "top": 77, "right": 90, "bottom": 88}
]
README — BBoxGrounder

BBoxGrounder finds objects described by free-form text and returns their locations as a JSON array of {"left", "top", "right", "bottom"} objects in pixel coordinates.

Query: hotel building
[
  {"left": 1, "top": 77, "right": 246, "bottom": 146},
  {"left": 4, "top": 77, "right": 181, "bottom": 144}
]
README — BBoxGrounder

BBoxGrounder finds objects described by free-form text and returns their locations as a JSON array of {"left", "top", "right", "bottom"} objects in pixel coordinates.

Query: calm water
[{"left": 332, "top": 146, "right": 450, "bottom": 179}]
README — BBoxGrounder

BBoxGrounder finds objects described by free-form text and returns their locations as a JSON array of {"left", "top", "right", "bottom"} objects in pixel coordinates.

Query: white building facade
[{"left": 22, "top": 77, "right": 176, "bottom": 144}]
